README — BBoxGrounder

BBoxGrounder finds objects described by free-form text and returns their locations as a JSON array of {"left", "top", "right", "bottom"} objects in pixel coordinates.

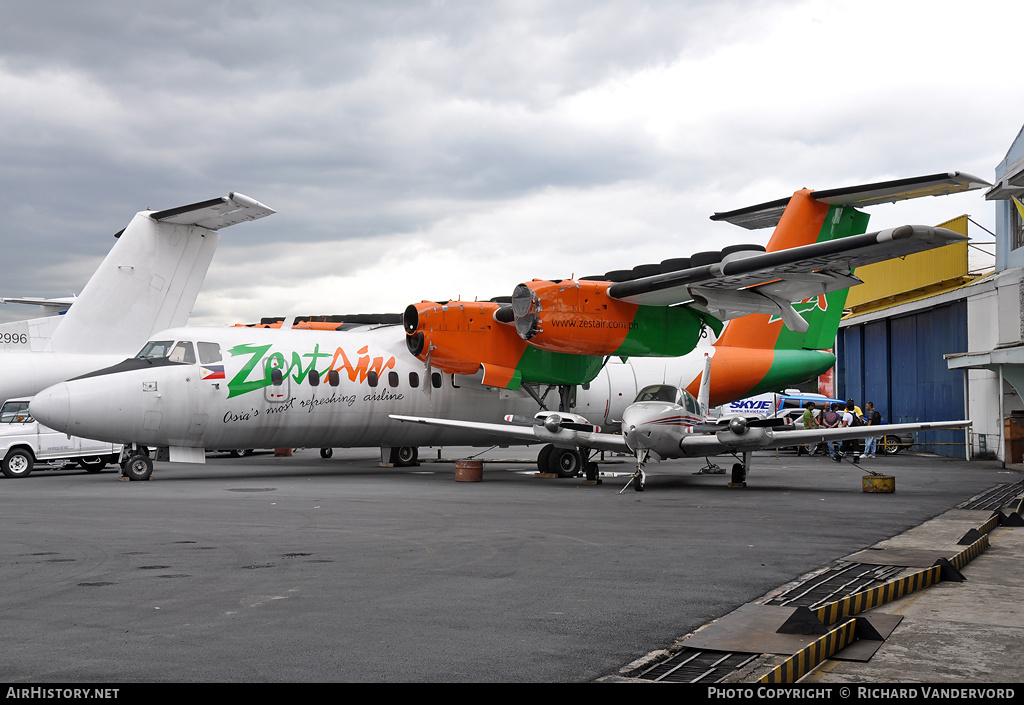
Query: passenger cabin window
[
  {"left": 388, "top": 371, "right": 399, "bottom": 388},
  {"left": 431, "top": 372, "right": 442, "bottom": 389},
  {"left": 328, "top": 370, "right": 340, "bottom": 387},
  {"left": 0, "top": 401, "right": 32, "bottom": 424},
  {"left": 168, "top": 341, "right": 196, "bottom": 364},
  {"left": 409, "top": 372, "right": 419, "bottom": 388},
  {"left": 198, "top": 342, "right": 222, "bottom": 365},
  {"left": 309, "top": 369, "right": 321, "bottom": 387},
  {"left": 367, "top": 371, "right": 378, "bottom": 387}
]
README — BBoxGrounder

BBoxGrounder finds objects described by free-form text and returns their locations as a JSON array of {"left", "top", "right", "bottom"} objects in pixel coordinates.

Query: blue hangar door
[{"left": 838, "top": 301, "right": 967, "bottom": 457}]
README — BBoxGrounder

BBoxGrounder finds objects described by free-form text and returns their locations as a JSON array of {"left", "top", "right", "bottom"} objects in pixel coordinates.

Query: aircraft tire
[
  {"left": 123, "top": 455, "right": 154, "bottom": 481},
  {"left": 79, "top": 456, "right": 107, "bottom": 472},
  {"left": 320, "top": 448, "right": 333, "bottom": 459},
  {"left": 228, "top": 449, "right": 254, "bottom": 458},
  {"left": 548, "top": 448, "right": 582, "bottom": 478},
  {"left": 537, "top": 444, "right": 554, "bottom": 472},
  {"left": 390, "top": 446, "right": 419, "bottom": 466},
  {"left": 2, "top": 448, "right": 34, "bottom": 478}
]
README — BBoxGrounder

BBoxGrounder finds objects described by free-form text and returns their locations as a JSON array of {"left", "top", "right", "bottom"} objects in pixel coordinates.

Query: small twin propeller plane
[{"left": 392, "top": 354, "right": 972, "bottom": 491}]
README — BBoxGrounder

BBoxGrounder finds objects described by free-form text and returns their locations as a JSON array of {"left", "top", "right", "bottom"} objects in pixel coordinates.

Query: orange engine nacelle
[
  {"left": 403, "top": 300, "right": 526, "bottom": 379},
  {"left": 510, "top": 279, "right": 639, "bottom": 355}
]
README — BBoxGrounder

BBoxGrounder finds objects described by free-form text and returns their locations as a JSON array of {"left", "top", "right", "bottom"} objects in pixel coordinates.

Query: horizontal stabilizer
[
  {"left": 0, "top": 295, "right": 76, "bottom": 313},
  {"left": 150, "top": 192, "right": 275, "bottom": 230},
  {"left": 712, "top": 172, "right": 991, "bottom": 230}
]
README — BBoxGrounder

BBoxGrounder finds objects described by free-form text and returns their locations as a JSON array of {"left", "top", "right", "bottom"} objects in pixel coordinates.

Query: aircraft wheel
[
  {"left": 731, "top": 463, "right": 746, "bottom": 484},
  {"left": 883, "top": 436, "right": 902, "bottom": 456},
  {"left": 320, "top": 448, "right": 333, "bottom": 459},
  {"left": 228, "top": 449, "right": 254, "bottom": 458},
  {"left": 2, "top": 449, "right": 34, "bottom": 478},
  {"left": 123, "top": 455, "right": 154, "bottom": 481},
  {"left": 632, "top": 473, "right": 644, "bottom": 492},
  {"left": 585, "top": 461, "right": 599, "bottom": 482},
  {"left": 536, "top": 444, "right": 554, "bottom": 472},
  {"left": 79, "top": 456, "right": 107, "bottom": 472},
  {"left": 390, "top": 446, "right": 418, "bottom": 466},
  {"left": 549, "top": 448, "right": 582, "bottom": 478}
]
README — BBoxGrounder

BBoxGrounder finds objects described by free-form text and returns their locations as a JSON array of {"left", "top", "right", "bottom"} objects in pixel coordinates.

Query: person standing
[
  {"left": 801, "top": 402, "right": 820, "bottom": 455},
  {"left": 863, "top": 401, "right": 882, "bottom": 458},
  {"left": 823, "top": 403, "right": 842, "bottom": 461}
]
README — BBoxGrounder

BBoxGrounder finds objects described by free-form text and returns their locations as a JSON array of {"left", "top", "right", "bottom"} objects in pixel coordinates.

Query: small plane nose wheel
[{"left": 620, "top": 450, "right": 649, "bottom": 494}]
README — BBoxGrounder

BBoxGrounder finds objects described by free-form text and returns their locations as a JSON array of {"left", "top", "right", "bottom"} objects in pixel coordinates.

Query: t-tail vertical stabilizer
[
  {"left": 697, "top": 172, "right": 989, "bottom": 404},
  {"left": 47, "top": 193, "right": 274, "bottom": 355}
]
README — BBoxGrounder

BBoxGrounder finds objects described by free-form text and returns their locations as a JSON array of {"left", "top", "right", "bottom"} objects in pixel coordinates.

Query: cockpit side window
[
  {"left": 135, "top": 340, "right": 175, "bottom": 360},
  {"left": 168, "top": 341, "right": 196, "bottom": 364},
  {"left": 197, "top": 342, "right": 222, "bottom": 365}
]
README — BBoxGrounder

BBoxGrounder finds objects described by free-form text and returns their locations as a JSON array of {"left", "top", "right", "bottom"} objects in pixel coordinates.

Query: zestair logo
[
  {"left": 767, "top": 293, "right": 827, "bottom": 327},
  {"left": 225, "top": 342, "right": 397, "bottom": 399}
]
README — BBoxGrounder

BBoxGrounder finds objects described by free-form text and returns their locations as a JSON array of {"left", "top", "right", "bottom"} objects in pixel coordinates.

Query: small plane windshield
[{"left": 634, "top": 385, "right": 682, "bottom": 404}]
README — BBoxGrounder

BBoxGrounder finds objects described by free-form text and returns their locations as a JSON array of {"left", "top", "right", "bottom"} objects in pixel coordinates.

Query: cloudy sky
[{"left": 1, "top": 0, "right": 1021, "bottom": 326}]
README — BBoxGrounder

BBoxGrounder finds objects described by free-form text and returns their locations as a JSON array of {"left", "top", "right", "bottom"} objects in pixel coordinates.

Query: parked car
[
  {"left": 778, "top": 408, "right": 911, "bottom": 455},
  {"left": 0, "top": 399, "right": 122, "bottom": 478}
]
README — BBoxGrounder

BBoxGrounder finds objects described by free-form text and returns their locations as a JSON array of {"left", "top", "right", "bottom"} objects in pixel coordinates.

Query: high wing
[
  {"left": 676, "top": 419, "right": 971, "bottom": 457},
  {"left": 606, "top": 225, "right": 965, "bottom": 329},
  {"left": 388, "top": 414, "right": 629, "bottom": 453}
]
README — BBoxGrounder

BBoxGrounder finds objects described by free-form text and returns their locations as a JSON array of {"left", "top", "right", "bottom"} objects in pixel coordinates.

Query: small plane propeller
[{"left": 503, "top": 413, "right": 599, "bottom": 433}]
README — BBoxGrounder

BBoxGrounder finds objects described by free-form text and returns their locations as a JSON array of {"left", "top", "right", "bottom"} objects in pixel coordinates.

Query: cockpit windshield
[
  {"left": 136, "top": 341, "right": 175, "bottom": 360},
  {"left": 134, "top": 340, "right": 196, "bottom": 364}
]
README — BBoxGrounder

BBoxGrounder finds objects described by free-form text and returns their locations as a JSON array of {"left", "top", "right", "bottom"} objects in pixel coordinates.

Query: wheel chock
[{"left": 776, "top": 606, "right": 829, "bottom": 635}]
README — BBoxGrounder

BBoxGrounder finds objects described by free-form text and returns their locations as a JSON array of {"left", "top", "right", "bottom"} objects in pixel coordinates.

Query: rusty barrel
[{"left": 455, "top": 459, "right": 483, "bottom": 482}]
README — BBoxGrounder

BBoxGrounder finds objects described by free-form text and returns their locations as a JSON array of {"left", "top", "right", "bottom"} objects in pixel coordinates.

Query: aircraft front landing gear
[{"left": 122, "top": 454, "right": 153, "bottom": 481}]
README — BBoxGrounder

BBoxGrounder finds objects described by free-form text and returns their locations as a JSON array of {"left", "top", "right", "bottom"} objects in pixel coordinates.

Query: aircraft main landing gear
[{"left": 122, "top": 454, "right": 153, "bottom": 481}]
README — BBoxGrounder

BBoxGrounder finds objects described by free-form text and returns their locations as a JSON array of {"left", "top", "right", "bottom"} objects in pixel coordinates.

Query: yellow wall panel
[{"left": 845, "top": 215, "right": 969, "bottom": 308}]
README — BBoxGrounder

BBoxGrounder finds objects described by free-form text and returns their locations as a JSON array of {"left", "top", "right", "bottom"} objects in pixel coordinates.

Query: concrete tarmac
[{"left": 1, "top": 447, "right": 1018, "bottom": 683}]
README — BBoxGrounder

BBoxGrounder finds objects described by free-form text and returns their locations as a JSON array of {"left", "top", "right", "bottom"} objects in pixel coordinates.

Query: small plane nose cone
[{"left": 30, "top": 383, "right": 71, "bottom": 432}]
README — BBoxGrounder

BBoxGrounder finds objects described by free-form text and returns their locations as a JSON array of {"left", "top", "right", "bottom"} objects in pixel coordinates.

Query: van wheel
[
  {"left": 79, "top": 456, "right": 107, "bottom": 472},
  {"left": 2, "top": 449, "right": 34, "bottom": 478},
  {"left": 122, "top": 455, "right": 154, "bottom": 481}
]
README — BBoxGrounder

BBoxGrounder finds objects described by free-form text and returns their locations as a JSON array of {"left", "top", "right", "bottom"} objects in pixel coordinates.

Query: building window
[{"left": 1012, "top": 199, "right": 1024, "bottom": 251}]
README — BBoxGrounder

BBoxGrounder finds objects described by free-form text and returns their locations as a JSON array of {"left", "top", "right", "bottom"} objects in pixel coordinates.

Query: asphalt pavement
[{"left": 1, "top": 446, "right": 1019, "bottom": 684}]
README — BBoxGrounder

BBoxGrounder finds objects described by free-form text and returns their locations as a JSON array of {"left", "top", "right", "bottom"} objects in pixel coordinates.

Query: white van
[{"left": 0, "top": 399, "right": 122, "bottom": 478}]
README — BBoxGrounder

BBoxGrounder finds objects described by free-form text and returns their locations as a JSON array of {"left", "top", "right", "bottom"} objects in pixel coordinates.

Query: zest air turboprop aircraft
[
  {"left": 402, "top": 173, "right": 987, "bottom": 394},
  {"left": 393, "top": 354, "right": 973, "bottom": 491},
  {"left": 28, "top": 173, "right": 984, "bottom": 481},
  {"left": 0, "top": 193, "right": 275, "bottom": 401}
]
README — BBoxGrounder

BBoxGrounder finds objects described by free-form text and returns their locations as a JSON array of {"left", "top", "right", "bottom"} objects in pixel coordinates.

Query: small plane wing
[
  {"left": 606, "top": 225, "right": 965, "bottom": 327},
  {"left": 712, "top": 172, "right": 991, "bottom": 230},
  {"left": 679, "top": 419, "right": 971, "bottom": 456},
  {"left": 389, "top": 414, "right": 630, "bottom": 453},
  {"left": 149, "top": 192, "right": 275, "bottom": 230}
]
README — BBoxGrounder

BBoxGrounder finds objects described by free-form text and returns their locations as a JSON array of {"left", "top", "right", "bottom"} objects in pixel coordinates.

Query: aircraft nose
[{"left": 30, "top": 383, "right": 71, "bottom": 432}]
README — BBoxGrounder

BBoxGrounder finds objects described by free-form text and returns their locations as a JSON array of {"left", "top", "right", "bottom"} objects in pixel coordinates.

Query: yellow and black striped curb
[
  {"left": 758, "top": 619, "right": 857, "bottom": 684},
  {"left": 950, "top": 533, "right": 990, "bottom": 571},
  {"left": 758, "top": 523, "right": 995, "bottom": 682},
  {"left": 813, "top": 565, "right": 941, "bottom": 625}
]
